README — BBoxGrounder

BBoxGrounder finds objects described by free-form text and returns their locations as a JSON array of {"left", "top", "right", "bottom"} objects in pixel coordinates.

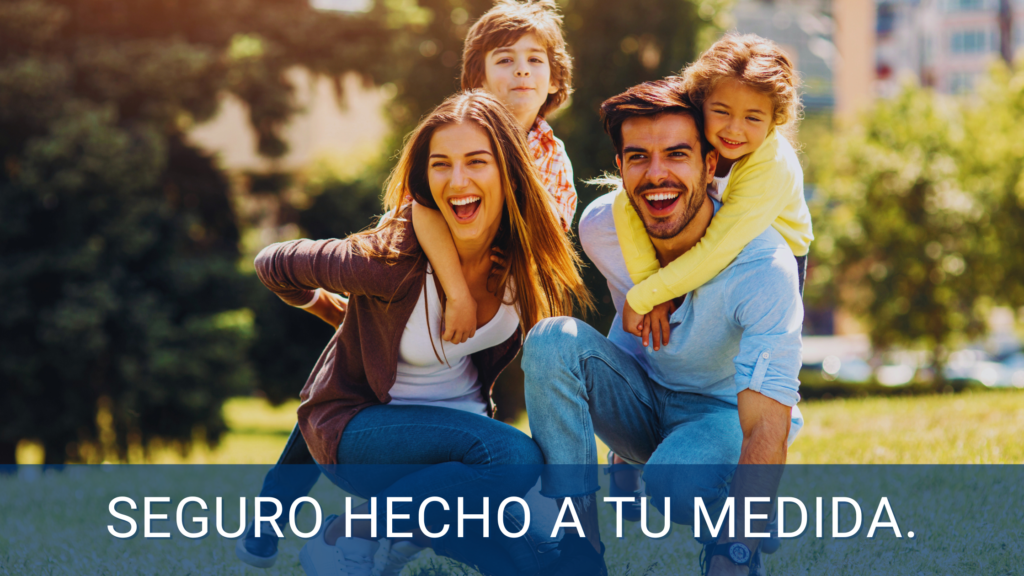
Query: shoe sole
[
  {"left": 299, "top": 543, "right": 319, "bottom": 576},
  {"left": 235, "top": 536, "right": 277, "bottom": 569}
]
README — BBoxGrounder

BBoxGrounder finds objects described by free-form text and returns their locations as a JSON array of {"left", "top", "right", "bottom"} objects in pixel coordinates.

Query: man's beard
[{"left": 626, "top": 171, "right": 709, "bottom": 240}]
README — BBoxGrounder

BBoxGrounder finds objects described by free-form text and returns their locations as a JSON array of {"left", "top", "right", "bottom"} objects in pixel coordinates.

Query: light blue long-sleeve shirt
[{"left": 579, "top": 192, "right": 805, "bottom": 443}]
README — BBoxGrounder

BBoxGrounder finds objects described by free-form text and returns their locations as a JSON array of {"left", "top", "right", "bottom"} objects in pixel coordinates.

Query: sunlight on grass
[
  {"left": 156, "top": 390, "right": 1024, "bottom": 464},
  {"left": 146, "top": 398, "right": 300, "bottom": 464},
  {"left": 788, "top": 390, "right": 1024, "bottom": 463}
]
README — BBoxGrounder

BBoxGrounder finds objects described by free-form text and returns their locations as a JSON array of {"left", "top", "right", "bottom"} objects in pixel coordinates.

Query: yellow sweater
[{"left": 613, "top": 128, "right": 813, "bottom": 314}]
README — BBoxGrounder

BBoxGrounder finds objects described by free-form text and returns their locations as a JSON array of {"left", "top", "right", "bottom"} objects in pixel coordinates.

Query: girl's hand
[
  {"left": 622, "top": 300, "right": 644, "bottom": 338},
  {"left": 643, "top": 300, "right": 676, "bottom": 351},
  {"left": 443, "top": 296, "right": 477, "bottom": 344}
]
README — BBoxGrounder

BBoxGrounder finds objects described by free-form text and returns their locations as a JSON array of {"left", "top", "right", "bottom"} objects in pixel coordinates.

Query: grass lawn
[
  {"left": 122, "top": 389, "right": 1024, "bottom": 465},
  {"left": 4, "top": 391, "right": 1023, "bottom": 575}
]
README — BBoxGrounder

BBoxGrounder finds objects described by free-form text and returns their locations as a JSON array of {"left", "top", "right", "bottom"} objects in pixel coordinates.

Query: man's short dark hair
[{"left": 600, "top": 78, "right": 712, "bottom": 159}]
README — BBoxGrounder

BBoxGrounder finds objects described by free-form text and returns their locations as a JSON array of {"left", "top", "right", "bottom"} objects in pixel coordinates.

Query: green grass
[
  {"left": 145, "top": 389, "right": 1024, "bottom": 465},
  {"left": 4, "top": 391, "right": 1024, "bottom": 574}
]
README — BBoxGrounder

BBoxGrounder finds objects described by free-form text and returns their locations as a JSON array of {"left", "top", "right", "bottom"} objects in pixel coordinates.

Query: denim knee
[
  {"left": 494, "top": 432, "right": 544, "bottom": 467},
  {"left": 522, "top": 316, "right": 579, "bottom": 391},
  {"left": 644, "top": 466, "right": 731, "bottom": 524}
]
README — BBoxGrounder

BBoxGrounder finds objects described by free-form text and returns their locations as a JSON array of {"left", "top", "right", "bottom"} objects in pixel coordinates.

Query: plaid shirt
[{"left": 528, "top": 118, "right": 577, "bottom": 231}]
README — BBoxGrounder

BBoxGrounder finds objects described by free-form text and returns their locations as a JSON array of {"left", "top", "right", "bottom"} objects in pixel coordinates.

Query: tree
[
  {"left": 960, "top": 61, "right": 1024, "bottom": 309},
  {"left": 0, "top": 0, "right": 395, "bottom": 463},
  {"left": 810, "top": 86, "right": 992, "bottom": 386}
]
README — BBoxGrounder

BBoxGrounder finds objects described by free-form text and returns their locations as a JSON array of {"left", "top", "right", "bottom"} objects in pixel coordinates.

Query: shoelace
[
  {"left": 374, "top": 540, "right": 418, "bottom": 576},
  {"left": 698, "top": 541, "right": 713, "bottom": 576},
  {"left": 333, "top": 546, "right": 373, "bottom": 576}
]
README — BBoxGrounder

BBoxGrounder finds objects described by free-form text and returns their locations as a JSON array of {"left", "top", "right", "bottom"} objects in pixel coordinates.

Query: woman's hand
[{"left": 307, "top": 291, "right": 349, "bottom": 331}]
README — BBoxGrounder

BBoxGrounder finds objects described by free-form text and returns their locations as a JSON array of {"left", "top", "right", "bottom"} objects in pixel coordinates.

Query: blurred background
[{"left": 2, "top": 0, "right": 1023, "bottom": 465}]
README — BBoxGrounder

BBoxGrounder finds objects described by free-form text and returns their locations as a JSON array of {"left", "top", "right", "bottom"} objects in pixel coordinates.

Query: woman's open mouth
[
  {"left": 642, "top": 191, "right": 680, "bottom": 216},
  {"left": 449, "top": 195, "right": 482, "bottom": 222}
]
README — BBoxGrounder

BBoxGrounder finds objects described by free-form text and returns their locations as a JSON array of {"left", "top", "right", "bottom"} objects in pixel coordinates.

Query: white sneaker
[
  {"left": 372, "top": 539, "right": 424, "bottom": 576},
  {"left": 300, "top": 514, "right": 379, "bottom": 576}
]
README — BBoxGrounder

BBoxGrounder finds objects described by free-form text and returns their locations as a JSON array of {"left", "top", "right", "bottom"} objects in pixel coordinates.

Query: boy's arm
[
  {"left": 412, "top": 202, "right": 476, "bottom": 344},
  {"left": 623, "top": 136, "right": 806, "bottom": 314}
]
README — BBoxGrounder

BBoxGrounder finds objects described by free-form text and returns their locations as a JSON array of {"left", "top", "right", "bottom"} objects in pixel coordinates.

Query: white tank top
[{"left": 389, "top": 268, "right": 519, "bottom": 415}]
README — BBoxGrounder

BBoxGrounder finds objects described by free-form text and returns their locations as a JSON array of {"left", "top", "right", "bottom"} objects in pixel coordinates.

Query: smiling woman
[
  {"left": 253, "top": 90, "right": 593, "bottom": 576},
  {"left": 382, "top": 89, "right": 591, "bottom": 330}
]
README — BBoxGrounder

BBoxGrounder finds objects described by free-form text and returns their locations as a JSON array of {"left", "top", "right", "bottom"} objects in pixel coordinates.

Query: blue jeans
[
  {"left": 258, "top": 424, "right": 320, "bottom": 525},
  {"left": 522, "top": 317, "right": 744, "bottom": 524},
  {"left": 320, "top": 404, "right": 557, "bottom": 576}
]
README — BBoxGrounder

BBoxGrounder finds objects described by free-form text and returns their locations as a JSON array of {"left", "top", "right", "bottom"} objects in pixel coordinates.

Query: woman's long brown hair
[{"left": 371, "top": 90, "right": 592, "bottom": 331}]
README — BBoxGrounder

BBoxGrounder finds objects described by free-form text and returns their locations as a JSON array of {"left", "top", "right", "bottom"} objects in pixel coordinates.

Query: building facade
[{"left": 876, "top": 0, "right": 1022, "bottom": 95}]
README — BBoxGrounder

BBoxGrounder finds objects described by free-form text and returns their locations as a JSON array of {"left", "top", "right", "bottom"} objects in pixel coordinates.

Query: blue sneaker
[
  {"left": 235, "top": 519, "right": 280, "bottom": 568},
  {"left": 604, "top": 450, "right": 643, "bottom": 522}
]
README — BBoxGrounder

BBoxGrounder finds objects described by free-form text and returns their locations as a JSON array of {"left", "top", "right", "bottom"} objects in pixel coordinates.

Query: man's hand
[
  {"left": 306, "top": 291, "right": 348, "bottom": 331},
  {"left": 641, "top": 300, "right": 675, "bottom": 351},
  {"left": 443, "top": 295, "right": 477, "bottom": 344},
  {"left": 622, "top": 300, "right": 644, "bottom": 338}
]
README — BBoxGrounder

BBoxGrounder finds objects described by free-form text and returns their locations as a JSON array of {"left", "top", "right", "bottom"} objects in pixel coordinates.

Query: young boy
[
  {"left": 410, "top": 0, "right": 577, "bottom": 344},
  {"left": 236, "top": 0, "right": 579, "bottom": 571}
]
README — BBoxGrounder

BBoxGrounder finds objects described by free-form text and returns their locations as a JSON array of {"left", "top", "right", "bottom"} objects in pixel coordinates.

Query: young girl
[
  {"left": 403, "top": 0, "right": 578, "bottom": 344},
  {"left": 615, "top": 34, "right": 813, "bottom": 348}
]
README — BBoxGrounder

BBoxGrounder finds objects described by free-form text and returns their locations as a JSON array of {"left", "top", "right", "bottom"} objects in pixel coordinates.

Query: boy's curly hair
[{"left": 461, "top": 0, "right": 573, "bottom": 119}]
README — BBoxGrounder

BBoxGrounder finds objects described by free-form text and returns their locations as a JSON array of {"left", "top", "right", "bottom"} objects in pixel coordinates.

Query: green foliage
[
  {"left": 0, "top": 0, "right": 394, "bottom": 463},
  {"left": 960, "top": 61, "right": 1024, "bottom": 308},
  {"left": 809, "top": 66, "right": 1024, "bottom": 381}
]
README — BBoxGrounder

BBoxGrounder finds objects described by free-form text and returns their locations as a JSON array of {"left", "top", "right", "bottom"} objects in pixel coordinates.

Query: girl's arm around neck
[{"left": 411, "top": 202, "right": 477, "bottom": 344}]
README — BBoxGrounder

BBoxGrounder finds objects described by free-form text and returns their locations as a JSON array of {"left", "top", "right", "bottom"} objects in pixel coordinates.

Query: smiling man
[{"left": 522, "top": 79, "right": 805, "bottom": 576}]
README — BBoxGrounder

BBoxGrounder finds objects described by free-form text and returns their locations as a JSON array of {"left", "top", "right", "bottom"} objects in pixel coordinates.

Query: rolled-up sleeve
[
  {"left": 729, "top": 251, "right": 804, "bottom": 407},
  {"left": 254, "top": 236, "right": 413, "bottom": 307}
]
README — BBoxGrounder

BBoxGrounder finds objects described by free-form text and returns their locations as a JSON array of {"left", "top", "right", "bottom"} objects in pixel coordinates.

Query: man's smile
[{"left": 642, "top": 189, "right": 682, "bottom": 216}]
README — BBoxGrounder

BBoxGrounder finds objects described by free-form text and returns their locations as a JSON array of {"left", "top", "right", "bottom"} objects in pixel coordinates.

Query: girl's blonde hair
[
  {"left": 378, "top": 90, "right": 592, "bottom": 331},
  {"left": 461, "top": 0, "right": 573, "bottom": 119},
  {"left": 682, "top": 34, "right": 802, "bottom": 138}
]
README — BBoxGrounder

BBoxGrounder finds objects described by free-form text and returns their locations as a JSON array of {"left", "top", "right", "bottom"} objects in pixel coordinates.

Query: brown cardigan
[{"left": 253, "top": 208, "right": 523, "bottom": 465}]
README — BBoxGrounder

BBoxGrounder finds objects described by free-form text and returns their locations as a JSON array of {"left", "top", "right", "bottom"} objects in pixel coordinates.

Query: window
[
  {"left": 949, "top": 73, "right": 976, "bottom": 93},
  {"left": 948, "top": 0, "right": 985, "bottom": 11},
  {"left": 877, "top": 3, "right": 896, "bottom": 35},
  {"left": 950, "top": 30, "right": 990, "bottom": 53}
]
